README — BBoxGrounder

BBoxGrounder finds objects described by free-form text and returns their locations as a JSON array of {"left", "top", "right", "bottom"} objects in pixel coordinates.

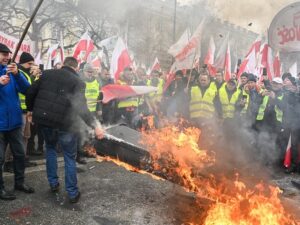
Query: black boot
[
  {"left": 76, "top": 155, "right": 87, "bottom": 165},
  {"left": 0, "top": 189, "right": 16, "bottom": 200},
  {"left": 3, "top": 161, "right": 13, "bottom": 173}
]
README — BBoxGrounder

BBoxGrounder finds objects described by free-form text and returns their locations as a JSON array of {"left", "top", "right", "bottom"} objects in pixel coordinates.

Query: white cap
[{"left": 272, "top": 77, "right": 283, "bottom": 84}]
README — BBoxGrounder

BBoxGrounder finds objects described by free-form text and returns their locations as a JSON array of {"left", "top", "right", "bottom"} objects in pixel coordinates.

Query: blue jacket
[{"left": 0, "top": 64, "right": 30, "bottom": 131}]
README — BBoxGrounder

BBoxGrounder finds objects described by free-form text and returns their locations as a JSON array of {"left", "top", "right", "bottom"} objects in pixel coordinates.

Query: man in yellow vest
[
  {"left": 116, "top": 67, "right": 139, "bottom": 128},
  {"left": 255, "top": 77, "right": 284, "bottom": 165},
  {"left": 213, "top": 70, "right": 226, "bottom": 90},
  {"left": 82, "top": 63, "right": 100, "bottom": 115},
  {"left": 218, "top": 78, "right": 241, "bottom": 120},
  {"left": 147, "top": 70, "right": 164, "bottom": 106},
  {"left": 189, "top": 71, "right": 219, "bottom": 148},
  {"left": 76, "top": 63, "right": 100, "bottom": 164},
  {"left": 18, "top": 52, "right": 42, "bottom": 163}
]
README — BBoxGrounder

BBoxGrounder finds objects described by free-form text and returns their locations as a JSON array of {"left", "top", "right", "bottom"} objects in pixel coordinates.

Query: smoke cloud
[{"left": 180, "top": 0, "right": 299, "bottom": 33}]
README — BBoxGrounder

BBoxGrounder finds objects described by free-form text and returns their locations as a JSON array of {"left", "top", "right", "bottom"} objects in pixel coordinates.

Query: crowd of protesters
[{"left": 1, "top": 40, "right": 300, "bottom": 203}]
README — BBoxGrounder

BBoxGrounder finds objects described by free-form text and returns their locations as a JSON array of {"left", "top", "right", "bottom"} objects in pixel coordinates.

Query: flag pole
[
  {"left": 12, "top": 0, "right": 44, "bottom": 62},
  {"left": 186, "top": 47, "right": 198, "bottom": 89}
]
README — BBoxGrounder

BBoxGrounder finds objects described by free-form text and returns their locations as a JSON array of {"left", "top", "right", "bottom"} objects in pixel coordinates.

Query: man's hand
[
  {"left": 6, "top": 63, "right": 19, "bottom": 75},
  {"left": 94, "top": 126, "right": 104, "bottom": 139},
  {"left": 0, "top": 75, "right": 10, "bottom": 85},
  {"left": 27, "top": 111, "right": 33, "bottom": 124}
]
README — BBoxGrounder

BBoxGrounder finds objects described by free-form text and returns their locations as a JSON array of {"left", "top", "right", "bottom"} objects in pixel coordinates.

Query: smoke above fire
[{"left": 180, "top": 0, "right": 299, "bottom": 33}]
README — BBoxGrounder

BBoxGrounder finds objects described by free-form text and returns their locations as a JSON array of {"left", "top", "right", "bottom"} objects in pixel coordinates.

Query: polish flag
[
  {"left": 245, "top": 36, "right": 261, "bottom": 58},
  {"left": 110, "top": 37, "right": 132, "bottom": 82},
  {"left": 273, "top": 52, "right": 281, "bottom": 77},
  {"left": 258, "top": 43, "right": 274, "bottom": 80},
  {"left": 150, "top": 57, "right": 161, "bottom": 72},
  {"left": 72, "top": 31, "right": 95, "bottom": 62},
  {"left": 168, "top": 29, "right": 191, "bottom": 57},
  {"left": 284, "top": 134, "right": 292, "bottom": 168},
  {"left": 169, "top": 20, "right": 205, "bottom": 71},
  {"left": 204, "top": 36, "right": 215, "bottom": 65},
  {"left": 45, "top": 44, "right": 59, "bottom": 69},
  {"left": 289, "top": 62, "right": 297, "bottom": 78},
  {"left": 224, "top": 43, "right": 231, "bottom": 81},
  {"left": 34, "top": 51, "right": 43, "bottom": 65},
  {"left": 237, "top": 37, "right": 261, "bottom": 78},
  {"left": 91, "top": 56, "right": 101, "bottom": 69},
  {"left": 214, "top": 34, "right": 229, "bottom": 69},
  {"left": 101, "top": 84, "right": 158, "bottom": 103}
]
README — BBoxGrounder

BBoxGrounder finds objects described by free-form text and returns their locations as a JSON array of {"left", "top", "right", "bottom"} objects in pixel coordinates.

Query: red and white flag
[
  {"left": 204, "top": 36, "right": 215, "bottom": 65},
  {"left": 34, "top": 51, "right": 43, "bottom": 65},
  {"left": 72, "top": 31, "right": 95, "bottom": 62},
  {"left": 213, "top": 33, "right": 229, "bottom": 70},
  {"left": 284, "top": 134, "right": 292, "bottom": 168},
  {"left": 168, "top": 29, "right": 191, "bottom": 57},
  {"left": 289, "top": 62, "right": 297, "bottom": 78},
  {"left": 237, "top": 36, "right": 261, "bottom": 78},
  {"left": 169, "top": 20, "right": 205, "bottom": 71},
  {"left": 110, "top": 37, "right": 132, "bottom": 82},
  {"left": 258, "top": 42, "right": 274, "bottom": 80},
  {"left": 101, "top": 84, "right": 158, "bottom": 103},
  {"left": 224, "top": 43, "right": 231, "bottom": 81},
  {"left": 91, "top": 56, "right": 101, "bottom": 69},
  {"left": 150, "top": 57, "right": 161, "bottom": 72},
  {"left": 45, "top": 44, "right": 59, "bottom": 69},
  {"left": 273, "top": 52, "right": 281, "bottom": 77}
]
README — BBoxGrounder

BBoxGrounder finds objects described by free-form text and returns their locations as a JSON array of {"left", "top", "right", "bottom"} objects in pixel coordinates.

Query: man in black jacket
[{"left": 26, "top": 57, "right": 104, "bottom": 203}]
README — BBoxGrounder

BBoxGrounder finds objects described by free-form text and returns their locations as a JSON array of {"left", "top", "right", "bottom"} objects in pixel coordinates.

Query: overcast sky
[{"left": 179, "top": 0, "right": 298, "bottom": 33}]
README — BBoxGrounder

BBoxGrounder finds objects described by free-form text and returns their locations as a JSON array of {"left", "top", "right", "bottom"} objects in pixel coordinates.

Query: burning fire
[
  {"left": 84, "top": 145, "right": 162, "bottom": 181},
  {"left": 140, "top": 124, "right": 300, "bottom": 225},
  {"left": 85, "top": 122, "right": 299, "bottom": 225}
]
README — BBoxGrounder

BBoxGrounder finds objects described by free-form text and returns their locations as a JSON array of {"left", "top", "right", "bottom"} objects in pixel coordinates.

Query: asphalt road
[
  {"left": 1, "top": 157, "right": 300, "bottom": 225},
  {"left": 0, "top": 158, "right": 206, "bottom": 225}
]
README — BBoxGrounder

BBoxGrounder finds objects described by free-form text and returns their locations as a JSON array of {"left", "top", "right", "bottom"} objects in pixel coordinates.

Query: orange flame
[
  {"left": 140, "top": 124, "right": 300, "bottom": 225},
  {"left": 84, "top": 145, "right": 162, "bottom": 181}
]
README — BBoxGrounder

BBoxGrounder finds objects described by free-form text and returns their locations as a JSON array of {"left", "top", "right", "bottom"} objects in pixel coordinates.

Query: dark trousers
[
  {"left": 0, "top": 128, "right": 25, "bottom": 189},
  {"left": 28, "top": 123, "right": 44, "bottom": 151}
]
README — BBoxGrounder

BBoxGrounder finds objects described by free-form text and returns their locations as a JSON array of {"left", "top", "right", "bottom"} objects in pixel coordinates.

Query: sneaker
[
  {"left": 50, "top": 183, "right": 60, "bottom": 193},
  {"left": 69, "top": 192, "right": 81, "bottom": 204}
]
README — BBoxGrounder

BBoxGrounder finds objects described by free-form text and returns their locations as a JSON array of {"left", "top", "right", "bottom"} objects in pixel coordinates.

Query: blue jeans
[{"left": 41, "top": 127, "right": 78, "bottom": 198}]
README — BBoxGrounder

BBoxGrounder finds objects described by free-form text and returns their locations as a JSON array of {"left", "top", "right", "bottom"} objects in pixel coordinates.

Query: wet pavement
[
  {"left": 1, "top": 157, "right": 300, "bottom": 225},
  {"left": 0, "top": 158, "right": 206, "bottom": 225}
]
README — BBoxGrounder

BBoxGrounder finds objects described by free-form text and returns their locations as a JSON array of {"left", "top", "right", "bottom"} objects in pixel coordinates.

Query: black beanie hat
[
  {"left": 19, "top": 52, "right": 34, "bottom": 64},
  {"left": 247, "top": 73, "right": 257, "bottom": 82}
]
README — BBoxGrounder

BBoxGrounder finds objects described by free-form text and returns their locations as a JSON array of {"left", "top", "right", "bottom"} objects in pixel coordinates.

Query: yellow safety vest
[
  {"left": 117, "top": 81, "right": 139, "bottom": 108},
  {"left": 18, "top": 70, "right": 32, "bottom": 110},
  {"left": 211, "top": 81, "right": 225, "bottom": 90},
  {"left": 189, "top": 83, "right": 217, "bottom": 119},
  {"left": 256, "top": 95, "right": 283, "bottom": 122},
  {"left": 147, "top": 78, "right": 164, "bottom": 103},
  {"left": 219, "top": 85, "right": 241, "bottom": 119},
  {"left": 240, "top": 90, "right": 249, "bottom": 115},
  {"left": 85, "top": 79, "right": 100, "bottom": 112}
]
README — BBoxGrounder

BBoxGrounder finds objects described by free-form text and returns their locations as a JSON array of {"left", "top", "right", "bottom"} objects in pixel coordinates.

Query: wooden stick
[{"left": 12, "top": 0, "right": 44, "bottom": 62}]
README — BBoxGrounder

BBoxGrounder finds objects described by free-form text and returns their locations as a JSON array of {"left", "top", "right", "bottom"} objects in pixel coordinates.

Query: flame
[
  {"left": 85, "top": 122, "right": 299, "bottom": 225},
  {"left": 84, "top": 145, "right": 162, "bottom": 181},
  {"left": 140, "top": 124, "right": 300, "bottom": 225}
]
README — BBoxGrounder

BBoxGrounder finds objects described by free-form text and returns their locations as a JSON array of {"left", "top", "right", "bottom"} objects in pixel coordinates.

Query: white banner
[
  {"left": 0, "top": 31, "right": 33, "bottom": 60},
  {"left": 269, "top": 2, "right": 300, "bottom": 52}
]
